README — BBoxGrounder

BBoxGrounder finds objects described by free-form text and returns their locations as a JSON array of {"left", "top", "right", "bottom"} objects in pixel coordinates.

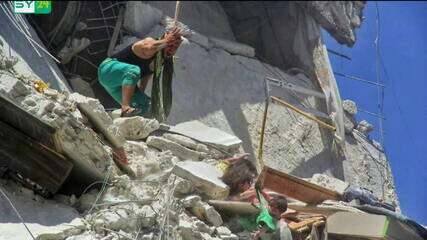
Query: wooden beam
[
  {"left": 0, "top": 120, "right": 73, "bottom": 194},
  {"left": 257, "top": 166, "right": 342, "bottom": 204},
  {"left": 0, "top": 93, "right": 60, "bottom": 150}
]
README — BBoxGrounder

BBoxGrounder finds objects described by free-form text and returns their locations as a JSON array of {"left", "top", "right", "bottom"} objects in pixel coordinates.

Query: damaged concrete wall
[
  {"left": 0, "top": 4, "right": 70, "bottom": 91},
  {"left": 121, "top": 2, "right": 398, "bottom": 206}
]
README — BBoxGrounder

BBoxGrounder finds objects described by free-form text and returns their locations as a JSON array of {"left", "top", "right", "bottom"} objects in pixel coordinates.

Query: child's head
[
  {"left": 269, "top": 194, "right": 288, "bottom": 218},
  {"left": 221, "top": 157, "right": 257, "bottom": 194}
]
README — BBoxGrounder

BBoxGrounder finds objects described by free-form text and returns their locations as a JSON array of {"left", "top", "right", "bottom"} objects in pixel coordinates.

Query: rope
[
  {"left": 174, "top": 1, "right": 181, "bottom": 25},
  {"left": 0, "top": 186, "right": 36, "bottom": 240}
]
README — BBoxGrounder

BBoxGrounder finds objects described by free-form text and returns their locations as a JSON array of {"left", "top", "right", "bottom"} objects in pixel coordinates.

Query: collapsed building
[{"left": 0, "top": 1, "right": 425, "bottom": 240}]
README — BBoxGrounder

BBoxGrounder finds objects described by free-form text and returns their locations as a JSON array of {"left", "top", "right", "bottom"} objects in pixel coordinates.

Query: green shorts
[{"left": 98, "top": 58, "right": 150, "bottom": 115}]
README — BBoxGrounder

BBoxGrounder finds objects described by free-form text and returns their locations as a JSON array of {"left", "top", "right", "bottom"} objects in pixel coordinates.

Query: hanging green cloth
[{"left": 151, "top": 47, "right": 174, "bottom": 122}]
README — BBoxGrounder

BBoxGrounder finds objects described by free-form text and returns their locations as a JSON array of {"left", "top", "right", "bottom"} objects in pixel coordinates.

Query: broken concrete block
[
  {"left": 178, "top": 217, "right": 204, "bottom": 240},
  {"left": 305, "top": 173, "right": 350, "bottom": 195},
  {"left": 181, "top": 195, "right": 202, "bottom": 208},
  {"left": 342, "top": 100, "right": 357, "bottom": 115},
  {"left": 69, "top": 93, "right": 113, "bottom": 127},
  {"left": 164, "top": 133, "right": 198, "bottom": 150},
  {"left": 216, "top": 226, "right": 232, "bottom": 236},
  {"left": 0, "top": 184, "right": 85, "bottom": 240},
  {"left": 114, "top": 116, "right": 159, "bottom": 140},
  {"left": 147, "top": 136, "right": 203, "bottom": 161},
  {"left": 204, "top": 204, "right": 223, "bottom": 226},
  {"left": 169, "top": 120, "right": 242, "bottom": 151},
  {"left": 173, "top": 161, "right": 229, "bottom": 200},
  {"left": 356, "top": 120, "right": 374, "bottom": 134},
  {"left": 344, "top": 112, "right": 357, "bottom": 134},
  {"left": 174, "top": 177, "right": 194, "bottom": 196},
  {"left": 69, "top": 76, "right": 95, "bottom": 98},
  {"left": 209, "top": 37, "right": 255, "bottom": 58},
  {"left": 138, "top": 205, "right": 157, "bottom": 227},
  {"left": 0, "top": 73, "right": 30, "bottom": 98}
]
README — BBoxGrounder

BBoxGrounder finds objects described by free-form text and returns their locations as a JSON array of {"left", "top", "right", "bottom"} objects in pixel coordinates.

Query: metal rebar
[
  {"left": 334, "top": 72, "right": 385, "bottom": 87},
  {"left": 327, "top": 48, "right": 352, "bottom": 60}
]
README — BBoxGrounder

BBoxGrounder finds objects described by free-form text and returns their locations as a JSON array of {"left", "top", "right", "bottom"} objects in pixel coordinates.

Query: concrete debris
[
  {"left": 58, "top": 37, "right": 91, "bottom": 64},
  {"left": 113, "top": 116, "right": 159, "bottom": 140},
  {"left": 306, "top": 173, "right": 350, "bottom": 195},
  {"left": 356, "top": 120, "right": 374, "bottom": 134},
  {"left": 0, "top": 180, "right": 85, "bottom": 240},
  {"left": 1, "top": 2, "right": 411, "bottom": 240},
  {"left": 147, "top": 136, "right": 205, "bottom": 161},
  {"left": 173, "top": 161, "right": 230, "bottom": 200},
  {"left": 173, "top": 176, "right": 194, "bottom": 197},
  {"left": 68, "top": 76, "right": 96, "bottom": 98},
  {"left": 297, "top": 1, "right": 366, "bottom": 46},
  {"left": 170, "top": 120, "right": 242, "bottom": 151},
  {"left": 342, "top": 99, "right": 358, "bottom": 115}
]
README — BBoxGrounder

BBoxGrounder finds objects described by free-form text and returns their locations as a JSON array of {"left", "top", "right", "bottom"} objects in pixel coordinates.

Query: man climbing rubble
[{"left": 98, "top": 27, "right": 182, "bottom": 117}]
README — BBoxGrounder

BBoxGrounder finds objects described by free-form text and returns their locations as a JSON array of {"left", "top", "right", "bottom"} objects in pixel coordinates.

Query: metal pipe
[{"left": 271, "top": 96, "right": 337, "bottom": 132}]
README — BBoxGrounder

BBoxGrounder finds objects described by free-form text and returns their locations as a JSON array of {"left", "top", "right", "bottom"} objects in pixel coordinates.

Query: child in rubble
[{"left": 220, "top": 156, "right": 292, "bottom": 239}]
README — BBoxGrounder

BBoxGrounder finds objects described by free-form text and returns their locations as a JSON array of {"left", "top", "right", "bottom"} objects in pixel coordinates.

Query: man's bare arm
[{"left": 132, "top": 37, "right": 168, "bottom": 59}]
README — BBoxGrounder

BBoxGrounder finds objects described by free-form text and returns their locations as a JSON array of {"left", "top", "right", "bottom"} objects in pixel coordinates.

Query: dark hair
[
  {"left": 271, "top": 195, "right": 288, "bottom": 213},
  {"left": 221, "top": 159, "right": 257, "bottom": 194}
]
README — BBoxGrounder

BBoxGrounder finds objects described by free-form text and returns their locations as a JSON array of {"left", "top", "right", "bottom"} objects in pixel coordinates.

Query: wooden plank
[
  {"left": 257, "top": 166, "right": 342, "bottom": 204},
  {"left": 0, "top": 121, "right": 73, "bottom": 194},
  {"left": 209, "top": 200, "right": 259, "bottom": 215},
  {"left": 266, "top": 77, "right": 326, "bottom": 99},
  {"left": 0, "top": 93, "right": 59, "bottom": 149}
]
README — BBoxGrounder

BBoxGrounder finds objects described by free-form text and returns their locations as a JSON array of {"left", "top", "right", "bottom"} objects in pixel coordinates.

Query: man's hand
[{"left": 164, "top": 27, "right": 183, "bottom": 56}]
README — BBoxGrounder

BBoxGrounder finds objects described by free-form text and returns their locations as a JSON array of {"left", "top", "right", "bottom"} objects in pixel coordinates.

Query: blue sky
[{"left": 323, "top": 1, "right": 427, "bottom": 225}]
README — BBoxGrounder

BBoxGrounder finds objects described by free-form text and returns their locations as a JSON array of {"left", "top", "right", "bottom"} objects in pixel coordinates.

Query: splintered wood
[{"left": 257, "top": 166, "right": 342, "bottom": 204}]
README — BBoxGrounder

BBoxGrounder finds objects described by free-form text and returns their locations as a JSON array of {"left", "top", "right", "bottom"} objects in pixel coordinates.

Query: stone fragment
[
  {"left": 0, "top": 74, "right": 30, "bottom": 98},
  {"left": 163, "top": 133, "right": 198, "bottom": 150},
  {"left": 356, "top": 120, "right": 374, "bottom": 134},
  {"left": 170, "top": 120, "right": 242, "bottom": 151},
  {"left": 138, "top": 205, "right": 157, "bottom": 227},
  {"left": 147, "top": 136, "right": 203, "bottom": 160},
  {"left": 181, "top": 195, "right": 202, "bottom": 208},
  {"left": 113, "top": 116, "right": 159, "bottom": 140},
  {"left": 69, "top": 76, "right": 95, "bottom": 98},
  {"left": 305, "top": 173, "right": 350, "bottom": 195},
  {"left": 344, "top": 112, "right": 357, "bottom": 134},
  {"left": 204, "top": 204, "right": 223, "bottom": 227},
  {"left": 173, "top": 161, "right": 229, "bottom": 200},
  {"left": 174, "top": 177, "right": 194, "bottom": 196},
  {"left": 216, "top": 226, "right": 232, "bottom": 236},
  {"left": 68, "top": 93, "right": 113, "bottom": 126},
  {"left": 342, "top": 100, "right": 357, "bottom": 115}
]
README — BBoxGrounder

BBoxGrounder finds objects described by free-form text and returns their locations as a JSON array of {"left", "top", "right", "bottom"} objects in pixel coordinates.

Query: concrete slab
[
  {"left": 169, "top": 120, "right": 242, "bottom": 151},
  {"left": 172, "top": 161, "right": 229, "bottom": 200},
  {"left": 327, "top": 212, "right": 424, "bottom": 240},
  {"left": 0, "top": 183, "right": 84, "bottom": 240}
]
